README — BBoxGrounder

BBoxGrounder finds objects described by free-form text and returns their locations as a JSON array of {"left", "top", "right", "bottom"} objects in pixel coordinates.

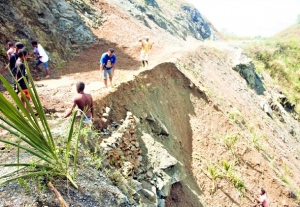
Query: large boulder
[
  {"left": 110, "top": 0, "right": 217, "bottom": 41},
  {"left": 0, "top": 0, "right": 95, "bottom": 67},
  {"left": 232, "top": 48, "right": 265, "bottom": 95}
]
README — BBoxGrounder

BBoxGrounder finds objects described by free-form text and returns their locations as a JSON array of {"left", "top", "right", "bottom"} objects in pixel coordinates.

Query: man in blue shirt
[{"left": 99, "top": 48, "right": 117, "bottom": 88}]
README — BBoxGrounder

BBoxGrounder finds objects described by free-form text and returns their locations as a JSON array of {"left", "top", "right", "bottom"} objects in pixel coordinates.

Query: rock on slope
[
  {"left": 0, "top": 0, "right": 94, "bottom": 69},
  {"left": 1, "top": 0, "right": 300, "bottom": 206},
  {"left": 0, "top": 0, "right": 217, "bottom": 70},
  {"left": 109, "top": 0, "right": 217, "bottom": 41}
]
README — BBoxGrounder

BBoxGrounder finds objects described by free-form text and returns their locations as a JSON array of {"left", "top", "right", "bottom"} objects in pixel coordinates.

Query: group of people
[
  {"left": 4, "top": 36, "right": 153, "bottom": 124},
  {"left": 7, "top": 41, "right": 50, "bottom": 79},
  {"left": 6, "top": 40, "right": 50, "bottom": 111},
  {"left": 5, "top": 37, "right": 273, "bottom": 205},
  {"left": 98, "top": 36, "right": 153, "bottom": 88},
  {"left": 63, "top": 36, "right": 153, "bottom": 123}
]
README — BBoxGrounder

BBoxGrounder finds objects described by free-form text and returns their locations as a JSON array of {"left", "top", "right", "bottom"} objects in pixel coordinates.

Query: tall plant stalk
[{"left": 0, "top": 62, "right": 83, "bottom": 188}]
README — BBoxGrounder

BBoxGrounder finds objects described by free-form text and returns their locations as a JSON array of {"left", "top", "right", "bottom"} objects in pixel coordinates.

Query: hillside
[
  {"left": 242, "top": 23, "right": 300, "bottom": 115},
  {"left": 1, "top": 0, "right": 300, "bottom": 207},
  {"left": 273, "top": 23, "right": 300, "bottom": 39}
]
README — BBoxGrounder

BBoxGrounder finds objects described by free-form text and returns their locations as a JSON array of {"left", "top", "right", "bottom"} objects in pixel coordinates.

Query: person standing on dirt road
[
  {"left": 139, "top": 36, "right": 153, "bottom": 68},
  {"left": 6, "top": 42, "right": 15, "bottom": 60},
  {"left": 9, "top": 42, "right": 24, "bottom": 71},
  {"left": 14, "top": 49, "right": 31, "bottom": 112},
  {"left": 253, "top": 188, "right": 269, "bottom": 207},
  {"left": 64, "top": 82, "right": 94, "bottom": 124},
  {"left": 31, "top": 40, "right": 50, "bottom": 79},
  {"left": 99, "top": 48, "right": 117, "bottom": 88},
  {"left": 8, "top": 42, "right": 24, "bottom": 83}
]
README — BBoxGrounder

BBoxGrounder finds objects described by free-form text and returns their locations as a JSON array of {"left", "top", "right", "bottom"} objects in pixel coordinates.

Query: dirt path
[
  {"left": 1, "top": 1, "right": 300, "bottom": 206},
  {"left": 28, "top": 28, "right": 203, "bottom": 117},
  {"left": 1, "top": 0, "right": 204, "bottom": 119}
]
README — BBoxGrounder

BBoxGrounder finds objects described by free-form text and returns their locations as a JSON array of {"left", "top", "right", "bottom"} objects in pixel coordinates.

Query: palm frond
[{"left": 0, "top": 61, "right": 83, "bottom": 189}]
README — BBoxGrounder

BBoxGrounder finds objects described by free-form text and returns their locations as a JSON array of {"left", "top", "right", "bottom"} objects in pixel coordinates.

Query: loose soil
[{"left": 1, "top": 0, "right": 300, "bottom": 206}]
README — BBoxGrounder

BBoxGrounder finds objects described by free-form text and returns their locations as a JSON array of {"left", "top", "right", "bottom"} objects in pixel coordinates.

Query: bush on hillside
[{"left": 243, "top": 38, "right": 300, "bottom": 114}]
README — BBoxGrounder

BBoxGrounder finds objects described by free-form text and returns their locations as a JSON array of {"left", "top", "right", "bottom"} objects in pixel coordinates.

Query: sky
[{"left": 185, "top": 0, "right": 300, "bottom": 37}]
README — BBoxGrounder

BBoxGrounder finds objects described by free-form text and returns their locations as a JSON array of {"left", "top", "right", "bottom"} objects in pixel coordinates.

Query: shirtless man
[
  {"left": 6, "top": 42, "right": 15, "bottom": 60},
  {"left": 64, "top": 82, "right": 94, "bottom": 122}
]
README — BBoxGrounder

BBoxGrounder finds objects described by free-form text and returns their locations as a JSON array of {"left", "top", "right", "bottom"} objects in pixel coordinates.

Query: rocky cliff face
[
  {"left": 0, "top": 0, "right": 95, "bottom": 69},
  {"left": 0, "top": 0, "right": 216, "bottom": 70},
  {"left": 110, "top": 0, "right": 217, "bottom": 41}
]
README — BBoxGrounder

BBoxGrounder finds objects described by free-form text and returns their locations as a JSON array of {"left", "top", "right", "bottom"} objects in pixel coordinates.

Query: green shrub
[
  {"left": 0, "top": 61, "right": 85, "bottom": 188},
  {"left": 243, "top": 38, "right": 300, "bottom": 114},
  {"left": 228, "top": 172, "right": 246, "bottom": 193},
  {"left": 207, "top": 163, "right": 222, "bottom": 193}
]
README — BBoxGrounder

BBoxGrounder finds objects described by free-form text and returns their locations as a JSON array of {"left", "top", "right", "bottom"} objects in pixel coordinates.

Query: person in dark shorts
[
  {"left": 9, "top": 42, "right": 24, "bottom": 83},
  {"left": 9, "top": 42, "right": 24, "bottom": 71},
  {"left": 6, "top": 41, "right": 15, "bottom": 60},
  {"left": 14, "top": 49, "right": 30, "bottom": 111}
]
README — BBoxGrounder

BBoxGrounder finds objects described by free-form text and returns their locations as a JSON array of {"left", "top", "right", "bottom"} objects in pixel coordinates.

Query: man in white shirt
[{"left": 31, "top": 40, "right": 50, "bottom": 78}]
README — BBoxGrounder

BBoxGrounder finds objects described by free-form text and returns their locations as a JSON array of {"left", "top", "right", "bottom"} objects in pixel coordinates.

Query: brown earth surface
[{"left": 1, "top": 0, "right": 300, "bottom": 206}]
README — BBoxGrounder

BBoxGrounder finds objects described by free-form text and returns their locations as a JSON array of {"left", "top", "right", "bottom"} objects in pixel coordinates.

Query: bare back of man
[
  {"left": 64, "top": 82, "right": 94, "bottom": 121},
  {"left": 74, "top": 93, "right": 93, "bottom": 118}
]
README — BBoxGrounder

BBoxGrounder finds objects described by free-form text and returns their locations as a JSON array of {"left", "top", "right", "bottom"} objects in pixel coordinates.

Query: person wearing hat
[{"left": 139, "top": 36, "right": 153, "bottom": 68}]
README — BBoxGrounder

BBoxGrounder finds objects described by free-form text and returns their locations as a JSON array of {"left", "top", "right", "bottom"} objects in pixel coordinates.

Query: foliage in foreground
[{"left": 0, "top": 63, "right": 84, "bottom": 188}]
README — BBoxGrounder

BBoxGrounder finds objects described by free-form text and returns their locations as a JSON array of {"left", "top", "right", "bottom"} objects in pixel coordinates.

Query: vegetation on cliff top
[{"left": 242, "top": 25, "right": 300, "bottom": 114}]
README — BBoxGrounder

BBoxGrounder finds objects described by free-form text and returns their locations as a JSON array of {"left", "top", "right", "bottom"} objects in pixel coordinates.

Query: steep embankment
[
  {"left": 92, "top": 43, "right": 300, "bottom": 206},
  {"left": 1, "top": 39, "right": 300, "bottom": 206},
  {"left": 273, "top": 23, "right": 300, "bottom": 39},
  {"left": 0, "top": 0, "right": 300, "bottom": 206},
  {"left": 6, "top": 39, "right": 297, "bottom": 206}
]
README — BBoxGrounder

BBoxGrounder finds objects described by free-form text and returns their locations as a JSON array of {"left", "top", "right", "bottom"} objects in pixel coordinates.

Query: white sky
[{"left": 185, "top": 0, "right": 300, "bottom": 37}]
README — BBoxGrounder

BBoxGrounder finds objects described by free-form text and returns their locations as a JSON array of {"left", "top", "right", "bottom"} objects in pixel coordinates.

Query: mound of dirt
[{"left": 1, "top": 0, "right": 300, "bottom": 206}]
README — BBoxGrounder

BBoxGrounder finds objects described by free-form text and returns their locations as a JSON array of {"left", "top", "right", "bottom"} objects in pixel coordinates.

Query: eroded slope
[{"left": 93, "top": 47, "right": 300, "bottom": 206}]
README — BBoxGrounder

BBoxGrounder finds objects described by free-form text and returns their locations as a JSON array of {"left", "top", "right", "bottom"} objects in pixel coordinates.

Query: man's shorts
[
  {"left": 20, "top": 89, "right": 30, "bottom": 100},
  {"left": 36, "top": 60, "right": 49, "bottom": 69},
  {"left": 141, "top": 53, "right": 148, "bottom": 61},
  {"left": 103, "top": 68, "right": 113, "bottom": 80},
  {"left": 83, "top": 116, "right": 92, "bottom": 128},
  {"left": 83, "top": 116, "right": 92, "bottom": 121}
]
